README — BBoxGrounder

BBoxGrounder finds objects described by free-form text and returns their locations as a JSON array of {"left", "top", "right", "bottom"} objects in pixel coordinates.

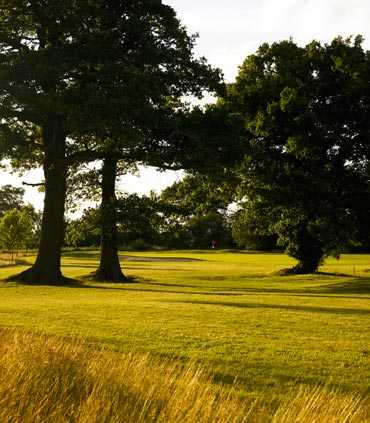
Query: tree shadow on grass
[
  {"left": 163, "top": 299, "right": 370, "bottom": 316},
  {"left": 315, "top": 271, "right": 352, "bottom": 277},
  {"left": 120, "top": 267, "right": 193, "bottom": 271},
  {"left": 2, "top": 272, "right": 139, "bottom": 287},
  {"left": 6, "top": 273, "right": 241, "bottom": 296},
  {"left": 61, "top": 263, "right": 193, "bottom": 272},
  {"left": 75, "top": 283, "right": 245, "bottom": 297},
  {"left": 217, "top": 272, "right": 370, "bottom": 294},
  {"left": 145, "top": 281, "right": 200, "bottom": 289},
  {"left": 119, "top": 256, "right": 204, "bottom": 263},
  {"left": 0, "top": 259, "right": 33, "bottom": 268},
  {"left": 62, "top": 251, "right": 205, "bottom": 262},
  {"left": 317, "top": 278, "right": 370, "bottom": 294},
  {"left": 197, "top": 276, "right": 230, "bottom": 281},
  {"left": 3, "top": 275, "right": 80, "bottom": 287},
  {"left": 62, "top": 251, "right": 100, "bottom": 260},
  {"left": 212, "top": 368, "right": 359, "bottom": 396},
  {"left": 218, "top": 276, "right": 370, "bottom": 299},
  {"left": 215, "top": 288, "right": 370, "bottom": 301},
  {"left": 274, "top": 268, "right": 353, "bottom": 277},
  {"left": 61, "top": 264, "right": 98, "bottom": 269}
]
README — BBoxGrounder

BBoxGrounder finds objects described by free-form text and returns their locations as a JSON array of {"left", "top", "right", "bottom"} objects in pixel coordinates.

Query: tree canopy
[
  {"left": 0, "top": 208, "right": 34, "bottom": 261},
  {"left": 227, "top": 36, "right": 370, "bottom": 273},
  {"left": 0, "top": 185, "right": 25, "bottom": 216}
]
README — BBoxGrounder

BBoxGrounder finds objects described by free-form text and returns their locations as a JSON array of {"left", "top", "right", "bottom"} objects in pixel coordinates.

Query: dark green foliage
[
  {"left": 228, "top": 37, "right": 370, "bottom": 272},
  {"left": 0, "top": 208, "right": 35, "bottom": 260},
  {"left": 154, "top": 102, "right": 245, "bottom": 175},
  {"left": 0, "top": 0, "right": 221, "bottom": 144},
  {"left": 183, "top": 211, "right": 232, "bottom": 249},
  {"left": 65, "top": 180, "right": 235, "bottom": 251},
  {"left": 230, "top": 205, "right": 277, "bottom": 251},
  {"left": 160, "top": 174, "right": 233, "bottom": 214},
  {"left": 116, "top": 193, "right": 163, "bottom": 247},
  {"left": 160, "top": 175, "right": 234, "bottom": 249},
  {"left": 65, "top": 208, "right": 101, "bottom": 248},
  {"left": 0, "top": 185, "right": 25, "bottom": 216},
  {"left": 0, "top": 185, "right": 40, "bottom": 249},
  {"left": 65, "top": 193, "right": 164, "bottom": 249},
  {"left": 20, "top": 204, "right": 42, "bottom": 248}
]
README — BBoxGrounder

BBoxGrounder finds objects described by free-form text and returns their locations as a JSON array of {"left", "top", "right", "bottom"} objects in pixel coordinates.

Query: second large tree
[{"left": 228, "top": 37, "right": 370, "bottom": 273}]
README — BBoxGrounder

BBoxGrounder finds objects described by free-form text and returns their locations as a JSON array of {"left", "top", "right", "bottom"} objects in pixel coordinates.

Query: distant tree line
[
  {"left": 65, "top": 175, "right": 234, "bottom": 250},
  {"left": 0, "top": 185, "right": 41, "bottom": 261}
]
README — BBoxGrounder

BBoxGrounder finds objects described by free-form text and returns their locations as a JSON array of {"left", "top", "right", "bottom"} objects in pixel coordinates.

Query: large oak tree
[
  {"left": 0, "top": 0, "right": 220, "bottom": 283},
  {"left": 228, "top": 37, "right": 370, "bottom": 273}
]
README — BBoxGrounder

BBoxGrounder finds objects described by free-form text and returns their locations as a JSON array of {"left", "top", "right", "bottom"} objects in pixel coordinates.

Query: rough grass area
[
  {"left": 0, "top": 329, "right": 368, "bottom": 422},
  {"left": 0, "top": 251, "right": 370, "bottom": 418}
]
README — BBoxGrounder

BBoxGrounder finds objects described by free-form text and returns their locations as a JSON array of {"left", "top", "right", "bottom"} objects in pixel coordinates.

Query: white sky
[{"left": 1, "top": 0, "right": 370, "bottom": 211}]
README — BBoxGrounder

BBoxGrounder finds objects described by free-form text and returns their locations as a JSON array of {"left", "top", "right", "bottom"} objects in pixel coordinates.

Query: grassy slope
[{"left": 0, "top": 251, "right": 370, "bottom": 400}]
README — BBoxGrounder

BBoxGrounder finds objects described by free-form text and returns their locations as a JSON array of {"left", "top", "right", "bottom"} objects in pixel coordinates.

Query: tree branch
[
  {"left": 22, "top": 181, "right": 45, "bottom": 187},
  {"left": 66, "top": 149, "right": 135, "bottom": 165}
]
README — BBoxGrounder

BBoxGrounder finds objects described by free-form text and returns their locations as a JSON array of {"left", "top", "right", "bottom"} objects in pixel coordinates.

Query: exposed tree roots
[
  {"left": 83, "top": 268, "right": 135, "bottom": 283},
  {"left": 6, "top": 267, "right": 77, "bottom": 285}
]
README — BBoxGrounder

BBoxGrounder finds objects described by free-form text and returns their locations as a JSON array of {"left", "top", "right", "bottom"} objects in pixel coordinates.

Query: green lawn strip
[{"left": 0, "top": 251, "right": 370, "bottom": 400}]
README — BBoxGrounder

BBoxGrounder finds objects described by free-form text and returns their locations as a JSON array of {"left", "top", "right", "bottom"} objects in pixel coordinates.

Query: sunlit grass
[
  {"left": 0, "top": 329, "right": 255, "bottom": 422},
  {"left": 0, "top": 250, "right": 370, "bottom": 417},
  {"left": 0, "top": 329, "right": 368, "bottom": 422}
]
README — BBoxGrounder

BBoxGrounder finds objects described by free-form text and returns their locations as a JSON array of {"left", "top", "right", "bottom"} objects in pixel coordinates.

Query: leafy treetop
[{"left": 227, "top": 36, "right": 370, "bottom": 272}]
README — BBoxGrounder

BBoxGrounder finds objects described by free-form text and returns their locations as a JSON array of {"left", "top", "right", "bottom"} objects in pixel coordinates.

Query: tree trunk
[
  {"left": 91, "top": 158, "right": 127, "bottom": 282},
  {"left": 285, "top": 224, "right": 324, "bottom": 275},
  {"left": 288, "top": 256, "right": 322, "bottom": 274},
  {"left": 8, "top": 119, "right": 69, "bottom": 284}
]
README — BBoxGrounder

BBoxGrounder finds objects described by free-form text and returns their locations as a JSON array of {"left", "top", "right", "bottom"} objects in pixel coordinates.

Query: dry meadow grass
[{"left": 0, "top": 329, "right": 369, "bottom": 423}]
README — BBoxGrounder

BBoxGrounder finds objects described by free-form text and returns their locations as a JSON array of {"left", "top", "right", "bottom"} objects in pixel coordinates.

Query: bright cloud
[{"left": 167, "top": 0, "right": 370, "bottom": 81}]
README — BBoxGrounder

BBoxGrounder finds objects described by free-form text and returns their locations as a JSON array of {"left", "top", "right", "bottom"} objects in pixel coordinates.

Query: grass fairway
[{"left": 0, "top": 250, "right": 370, "bottom": 403}]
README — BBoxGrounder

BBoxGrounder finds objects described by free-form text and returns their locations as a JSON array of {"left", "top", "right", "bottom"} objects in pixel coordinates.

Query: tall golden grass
[{"left": 0, "top": 329, "right": 368, "bottom": 422}]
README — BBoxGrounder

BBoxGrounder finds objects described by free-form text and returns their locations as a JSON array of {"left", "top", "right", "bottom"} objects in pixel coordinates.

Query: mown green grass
[{"left": 0, "top": 250, "right": 370, "bottom": 401}]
